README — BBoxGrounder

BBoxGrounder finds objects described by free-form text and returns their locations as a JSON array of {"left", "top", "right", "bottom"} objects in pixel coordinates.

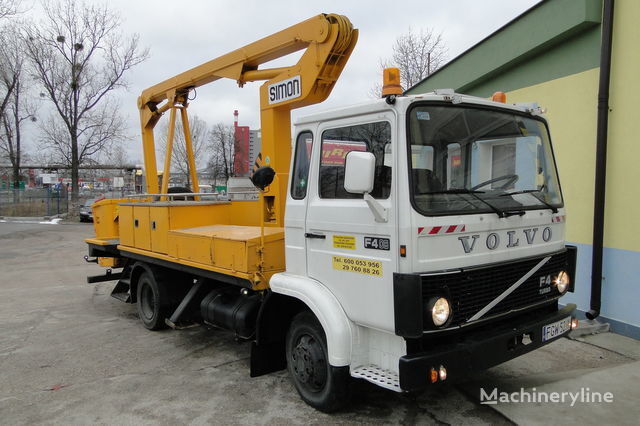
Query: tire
[
  {"left": 286, "top": 311, "right": 351, "bottom": 412},
  {"left": 136, "top": 270, "right": 170, "bottom": 330}
]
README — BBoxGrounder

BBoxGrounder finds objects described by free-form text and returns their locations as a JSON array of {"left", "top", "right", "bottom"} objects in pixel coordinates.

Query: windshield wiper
[
  {"left": 425, "top": 189, "right": 517, "bottom": 218},
  {"left": 424, "top": 189, "right": 485, "bottom": 194},
  {"left": 500, "top": 189, "right": 540, "bottom": 195},
  {"left": 500, "top": 189, "right": 558, "bottom": 213}
]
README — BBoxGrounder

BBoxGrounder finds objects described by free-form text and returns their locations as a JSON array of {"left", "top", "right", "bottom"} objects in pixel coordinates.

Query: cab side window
[
  {"left": 319, "top": 122, "right": 391, "bottom": 199},
  {"left": 291, "top": 131, "right": 313, "bottom": 199}
]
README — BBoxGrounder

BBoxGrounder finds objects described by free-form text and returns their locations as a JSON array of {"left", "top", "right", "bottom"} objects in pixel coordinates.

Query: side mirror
[{"left": 344, "top": 151, "right": 375, "bottom": 194}]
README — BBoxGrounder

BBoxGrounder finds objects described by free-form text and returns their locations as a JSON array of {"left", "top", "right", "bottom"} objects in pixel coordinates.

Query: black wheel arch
[
  {"left": 129, "top": 261, "right": 155, "bottom": 303},
  {"left": 250, "top": 291, "right": 308, "bottom": 377},
  {"left": 129, "top": 261, "right": 193, "bottom": 305}
]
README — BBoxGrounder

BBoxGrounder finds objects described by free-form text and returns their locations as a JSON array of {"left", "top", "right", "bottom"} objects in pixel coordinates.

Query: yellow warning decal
[
  {"left": 333, "top": 235, "right": 356, "bottom": 250},
  {"left": 332, "top": 256, "right": 382, "bottom": 277}
]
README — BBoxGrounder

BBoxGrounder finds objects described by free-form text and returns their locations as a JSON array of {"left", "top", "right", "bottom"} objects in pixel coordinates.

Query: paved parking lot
[{"left": 0, "top": 221, "right": 638, "bottom": 424}]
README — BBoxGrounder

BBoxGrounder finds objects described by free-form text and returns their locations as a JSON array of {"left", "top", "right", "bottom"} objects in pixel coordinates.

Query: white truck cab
[{"left": 271, "top": 91, "right": 576, "bottom": 402}]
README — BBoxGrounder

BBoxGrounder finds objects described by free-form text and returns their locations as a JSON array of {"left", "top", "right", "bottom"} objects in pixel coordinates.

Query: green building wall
[{"left": 407, "top": 0, "right": 640, "bottom": 338}]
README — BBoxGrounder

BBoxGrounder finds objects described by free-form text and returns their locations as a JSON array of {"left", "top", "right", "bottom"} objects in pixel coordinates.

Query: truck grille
[{"left": 421, "top": 251, "right": 569, "bottom": 327}]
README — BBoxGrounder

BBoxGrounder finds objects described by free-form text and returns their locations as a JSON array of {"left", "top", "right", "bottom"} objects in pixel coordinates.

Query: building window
[
  {"left": 491, "top": 143, "right": 516, "bottom": 189},
  {"left": 319, "top": 122, "right": 391, "bottom": 199},
  {"left": 291, "top": 131, "right": 313, "bottom": 200}
]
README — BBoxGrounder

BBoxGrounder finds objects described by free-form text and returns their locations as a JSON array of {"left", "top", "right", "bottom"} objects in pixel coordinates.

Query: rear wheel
[
  {"left": 286, "top": 311, "right": 350, "bottom": 412},
  {"left": 136, "top": 270, "right": 170, "bottom": 330}
]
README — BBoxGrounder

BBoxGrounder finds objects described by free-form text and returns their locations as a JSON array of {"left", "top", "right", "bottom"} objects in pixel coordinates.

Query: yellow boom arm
[{"left": 137, "top": 14, "right": 358, "bottom": 227}]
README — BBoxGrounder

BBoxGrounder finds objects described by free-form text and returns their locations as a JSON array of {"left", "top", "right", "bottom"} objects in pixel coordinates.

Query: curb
[
  {"left": 0, "top": 212, "right": 68, "bottom": 223},
  {"left": 568, "top": 319, "right": 611, "bottom": 338}
]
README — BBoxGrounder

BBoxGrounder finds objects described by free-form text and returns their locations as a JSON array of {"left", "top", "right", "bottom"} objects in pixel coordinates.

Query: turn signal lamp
[
  {"left": 382, "top": 67, "right": 402, "bottom": 97},
  {"left": 571, "top": 318, "right": 579, "bottom": 330},
  {"left": 492, "top": 91, "right": 507, "bottom": 103},
  {"left": 430, "top": 367, "right": 438, "bottom": 383}
]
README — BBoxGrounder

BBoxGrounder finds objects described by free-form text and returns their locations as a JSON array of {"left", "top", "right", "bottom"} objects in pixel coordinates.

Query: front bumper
[{"left": 399, "top": 303, "right": 576, "bottom": 391}]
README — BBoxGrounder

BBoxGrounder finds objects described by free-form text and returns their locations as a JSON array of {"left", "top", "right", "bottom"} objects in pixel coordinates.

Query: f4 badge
[{"left": 364, "top": 236, "right": 390, "bottom": 251}]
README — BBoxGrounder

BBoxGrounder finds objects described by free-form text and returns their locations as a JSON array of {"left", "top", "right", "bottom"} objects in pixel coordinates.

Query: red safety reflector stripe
[{"left": 419, "top": 225, "right": 467, "bottom": 236}]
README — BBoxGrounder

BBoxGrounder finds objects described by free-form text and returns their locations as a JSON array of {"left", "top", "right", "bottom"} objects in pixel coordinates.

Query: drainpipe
[{"left": 586, "top": 0, "right": 615, "bottom": 320}]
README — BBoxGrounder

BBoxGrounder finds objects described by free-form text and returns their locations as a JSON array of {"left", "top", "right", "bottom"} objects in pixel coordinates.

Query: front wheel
[{"left": 286, "top": 311, "right": 351, "bottom": 412}]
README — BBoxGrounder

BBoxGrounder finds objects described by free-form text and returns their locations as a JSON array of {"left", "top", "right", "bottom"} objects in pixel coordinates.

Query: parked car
[{"left": 79, "top": 198, "right": 101, "bottom": 222}]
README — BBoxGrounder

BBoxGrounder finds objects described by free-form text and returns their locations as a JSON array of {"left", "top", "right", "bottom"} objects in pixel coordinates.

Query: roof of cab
[{"left": 294, "top": 91, "right": 541, "bottom": 126}]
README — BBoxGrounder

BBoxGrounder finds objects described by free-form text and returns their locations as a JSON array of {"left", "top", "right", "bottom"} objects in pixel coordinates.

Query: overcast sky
[{"left": 27, "top": 0, "right": 541, "bottom": 163}]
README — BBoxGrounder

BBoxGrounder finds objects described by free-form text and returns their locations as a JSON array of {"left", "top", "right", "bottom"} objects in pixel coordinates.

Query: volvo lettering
[{"left": 457, "top": 226, "right": 554, "bottom": 253}]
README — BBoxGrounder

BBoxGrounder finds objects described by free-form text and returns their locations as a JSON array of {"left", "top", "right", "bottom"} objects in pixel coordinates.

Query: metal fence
[{"left": 0, "top": 187, "right": 69, "bottom": 217}]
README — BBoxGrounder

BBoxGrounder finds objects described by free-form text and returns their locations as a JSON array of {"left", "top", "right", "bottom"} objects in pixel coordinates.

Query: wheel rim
[
  {"left": 140, "top": 281, "right": 155, "bottom": 320},
  {"left": 291, "top": 333, "right": 327, "bottom": 392}
]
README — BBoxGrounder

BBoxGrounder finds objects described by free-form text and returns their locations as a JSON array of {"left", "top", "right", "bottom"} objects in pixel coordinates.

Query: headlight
[
  {"left": 554, "top": 271, "right": 570, "bottom": 293},
  {"left": 427, "top": 296, "right": 451, "bottom": 327}
]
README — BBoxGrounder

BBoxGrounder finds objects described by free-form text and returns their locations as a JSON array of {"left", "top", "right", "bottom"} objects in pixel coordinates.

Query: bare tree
[
  {"left": 37, "top": 99, "right": 126, "bottom": 164},
  {"left": 23, "top": 0, "right": 148, "bottom": 206},
  {"left": 0, "top": 73, "right": 36, "bottom": 191},
  {"left": 0, "top": 2, "right": 27, "bottom": 123},
  {"left": 159, "top": 114, "right": 208, "bottom": 188},
  {"left": 208, "top": 123, "right": 235, "bottom": 183},
  {"left": 0, "top": 0, "right": 25, "bottom": 20},
  {"left": 372, "top": 27, "right": 447, "bottom": 96},
  {"left": 0, "top": 27, "right": 20, "bottom": 123},
  {"left": 0, "top": 25, "right": 35, "bottom": 193},
  {"left": 104, "top": 143, "right": 132, "bottom": 168}
]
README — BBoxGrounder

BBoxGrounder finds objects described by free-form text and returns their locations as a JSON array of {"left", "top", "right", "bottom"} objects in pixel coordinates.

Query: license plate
[{"left": 542, "top": 316, "right": 571, "bottom": 342}]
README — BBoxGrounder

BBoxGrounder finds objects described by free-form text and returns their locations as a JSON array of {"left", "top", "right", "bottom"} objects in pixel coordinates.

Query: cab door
[
  {"left": 305, "top": 114, "right": 397, "bottom": 332},
  {"left": 284, "top": 130, "right": 314, "bottom": 277}
]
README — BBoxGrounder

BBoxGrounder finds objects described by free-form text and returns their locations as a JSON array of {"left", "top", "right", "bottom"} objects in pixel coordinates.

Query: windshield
[{"left": 408, "top": 104, "right": 563, "bottom": 216}]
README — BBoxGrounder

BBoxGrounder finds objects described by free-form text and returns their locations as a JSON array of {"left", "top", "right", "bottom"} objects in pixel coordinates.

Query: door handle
[{"left": 305, "top": 232, "right": 326, "bottom": 239}]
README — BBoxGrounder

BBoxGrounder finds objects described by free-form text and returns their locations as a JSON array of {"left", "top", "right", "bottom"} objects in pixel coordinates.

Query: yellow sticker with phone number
[{"left": 332, "top": 256, "right": 383, "bottom": 277}]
